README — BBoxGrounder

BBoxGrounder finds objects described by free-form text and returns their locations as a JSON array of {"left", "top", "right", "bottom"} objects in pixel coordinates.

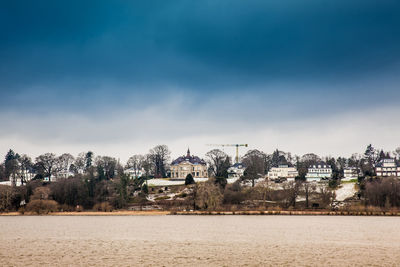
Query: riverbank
[
  {"left": 2, "top": 209, "right": 400, "bottom": 216},
  {"left": 0, "top": 210, "right": 170, "bottom": 216},
  {"left": 174, "top": 210, "right": 400, "bottom": 216}
]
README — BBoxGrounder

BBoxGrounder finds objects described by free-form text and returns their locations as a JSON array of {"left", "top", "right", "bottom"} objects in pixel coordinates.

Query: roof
[
  {"left": 272, "top": 156, "right": 293, "bottom": 168},
  {"left": 309, "top": 161, "right": 331, "bottom": 168},
  {"left": 231, "top": 162, "right": 245, "bottom": 168},
  {"left": 171, "top": 149, "right": 206, "bottom": 165}
]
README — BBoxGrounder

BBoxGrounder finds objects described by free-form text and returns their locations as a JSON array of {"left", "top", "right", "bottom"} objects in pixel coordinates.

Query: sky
[{"left": 1, "top": 0, "right": 400, "bottom": 163}]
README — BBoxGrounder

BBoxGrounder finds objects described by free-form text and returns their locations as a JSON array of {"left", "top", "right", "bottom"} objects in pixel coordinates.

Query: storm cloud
[{"left": 1, "top": 0, "right": 399, "bottom": 161}]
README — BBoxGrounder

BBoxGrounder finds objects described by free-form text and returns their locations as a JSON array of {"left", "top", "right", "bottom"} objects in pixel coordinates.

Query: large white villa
[
  {"left": 306, "top": 162, "right": 332, "bottom": 182},
  {"left": 170, "top": 149, "right": 208, "bottom": 180},
  {"left": 267, "top": 162, "right": 298, "bottom": 182},
  {"left": 375, "top": 158, "right": 400, "bottom": 177}
]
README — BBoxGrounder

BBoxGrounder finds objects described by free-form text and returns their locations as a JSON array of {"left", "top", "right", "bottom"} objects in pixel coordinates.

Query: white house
[
  {"left": 267, "top": 163, "right": 298, "bottom": 182},
  {"left": 8, "top": 168, "right": 36, "bottom": 186},
  {"left": 306, "top": 162, "right": 332, "bottom": 182},
  {"left": 56, "top": 170, "right": 75, "bottom": 179},
  {"left": 227, "top": 163, "right": 245, "bottom": 179},
  {"left": 342, "top": 167, "right": 360, "bottom": 181},
  {"left": 375, "top": 158, "right": 400, "bottom": 177},
  {"left": 124, "top": 167, "right": 145, "bottom": 179},
  {"left": 226, "top": 163, "right": 245, "bottom": 183}
]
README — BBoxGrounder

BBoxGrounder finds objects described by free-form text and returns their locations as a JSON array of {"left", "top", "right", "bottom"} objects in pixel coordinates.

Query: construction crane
[{"left": 206, "top": 144, "right": 248, "bottom": 164}]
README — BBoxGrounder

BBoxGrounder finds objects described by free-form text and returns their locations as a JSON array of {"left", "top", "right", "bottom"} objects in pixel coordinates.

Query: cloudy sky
[{"left": 1, "top": 0, "right": 399, "bottom": 162}]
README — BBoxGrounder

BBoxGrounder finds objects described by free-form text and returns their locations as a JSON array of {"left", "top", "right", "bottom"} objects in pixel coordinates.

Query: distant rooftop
[{"left": 171, "top": 148, "right": 206, "bottom": 166}]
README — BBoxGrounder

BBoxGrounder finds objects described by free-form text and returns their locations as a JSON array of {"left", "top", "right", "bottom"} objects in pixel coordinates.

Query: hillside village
[{"left": 0, "top": 144, "right": 400, "bottom": 213}]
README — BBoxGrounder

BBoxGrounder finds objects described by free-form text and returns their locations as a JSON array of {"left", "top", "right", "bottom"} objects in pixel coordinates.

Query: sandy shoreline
[
  {"left": 0, "top": 210, "right": 170, "bottom": 216},
  {"left": 2, "top": 210, "right": 400, "bottom": 216}
]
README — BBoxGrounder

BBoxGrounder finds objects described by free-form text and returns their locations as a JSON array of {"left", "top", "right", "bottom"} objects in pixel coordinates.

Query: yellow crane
[{"left": 206, "top": 144, "right": 248, "bottom": 164}]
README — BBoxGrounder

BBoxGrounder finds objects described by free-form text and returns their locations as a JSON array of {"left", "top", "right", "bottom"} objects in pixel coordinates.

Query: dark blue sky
[{"left": 1, "top": 0, "right": 399, "bottom": 159}]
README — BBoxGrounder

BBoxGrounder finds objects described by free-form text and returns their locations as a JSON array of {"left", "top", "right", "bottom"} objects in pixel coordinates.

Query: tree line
[{"left": 0, "top": 144, "right": 400, "bottom": 213}]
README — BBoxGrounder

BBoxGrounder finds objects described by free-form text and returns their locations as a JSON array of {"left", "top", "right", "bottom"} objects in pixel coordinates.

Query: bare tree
[
  {"left": 148, "top": 145, "right": 171, "bottom": 178},
  {"left": 393, "top": 147, "right": 400, "bottom": 160},
  {"left": 282, "top": 181, "right": 301, "bottom": 208},
  {"left": 35, "top": 153, "right": 57, "bottom": 181},
  {"left": 19, "top": 154, "right": 33, "bottom": 185},
  {"left": 206, "top": 149, "right": 230, "bottom": 178},
  {"left": 72, "top": 152, "right": 87, "bottom": 174},
  {"left": 256, "top": 179, "right": 271, "bottom": 208},
  {"left": 125, "top": 154, "right": 145, "bottom": 178},
  {"left": 318, "top": 185, "right": 335, "bottom": 209},
  {"left": 365, "top": 178, "right": 400, "bottom": 208},
  {"left": 242, "top": 150, "right": 265, "bottom": 187},
  {"left": 95, "top": 156, "right": 118, "bottom": 180},
  {"left": 0, "top": 185, "right": 17, "bottom": 211},
  {"left": 195, "top": 181, "right": 223, "bottom": 210},
  {"left": 303, "top": 181, "right": 316, "bottom": 208},
  {"left": 55, "top": 153, "right": 74, "bottom": 178},
  {"left": 142, "top": 154, "right": 154, "bottom": 178}
]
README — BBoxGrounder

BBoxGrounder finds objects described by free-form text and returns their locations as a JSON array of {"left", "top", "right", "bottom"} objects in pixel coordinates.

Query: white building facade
[
  {"left": 306, "top": 162, "right": 332, "bottom": 182},
  {"left": 268, "top": 164, "right": 298, "bottom": 182},
  {"left": 227, "top": 163, "right": 245, "bottom": 179},
  {"left": 170, "top": 149, "right": 208, "bottom": 180},
  {"left": 342, "top": 167, "right": 360, "bottom": 181},
  {"left": 375, "top": 158, "right": 400, "bottom": 177},
  {"left": 124, "top": 167, "right": 145, "bottom": 179}
]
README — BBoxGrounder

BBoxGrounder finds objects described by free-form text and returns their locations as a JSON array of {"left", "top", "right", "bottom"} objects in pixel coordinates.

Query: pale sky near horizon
[{"left": 1, "top": 1, "right": 400, "bottom": 163}]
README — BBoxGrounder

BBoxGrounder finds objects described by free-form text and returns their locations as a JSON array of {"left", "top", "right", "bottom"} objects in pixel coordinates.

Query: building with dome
[{"left": 170, "top": 149, "right": 208, "bottom": 180}]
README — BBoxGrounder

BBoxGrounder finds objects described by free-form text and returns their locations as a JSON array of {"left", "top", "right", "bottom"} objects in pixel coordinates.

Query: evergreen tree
[
  {"left": 142, "top": 183, "right": 149, "bottom": 194},
  {"left": 85, "top": 151, "right": 93, "bottom": 169},
  {"left": 4, "top": 149, "right": 20, "bottom": 181},
  {"left": 271, "top": 149, "right": 280, "bottom": 167},
  {"left": 185, "top": 173, "right": 195, "bottom": 185}
]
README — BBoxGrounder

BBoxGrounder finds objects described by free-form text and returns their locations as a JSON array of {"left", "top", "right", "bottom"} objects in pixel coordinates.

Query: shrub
[
  {"left": 328, "top": 179, "right": 339, "bottom": 189},
  {"left": 93, "top": 202, "right": 113, "bottom": 212},
  {"left": 59, "top": 204, "right": 75, "bottom": 212},
  {"left": 185, "top": 174, "right": 195, "bottom": 185},
  {"left": 142, "top": 184, "right": 149, "bottom": 194},
  {"left": 364, "top": 178, "right": 400, "bottom": 208},
  {"left": 223, "top": 182, "right": 246, "bottom": 205},
  {"left": 26, "top": 200, "right": 58, "bottom": 214},
  {"left": 0, "top": 185, "right": 17, "bottom": 212},
  {"left": 30, "top": 186, "right": 51, "bottom": 200},
  {"left": 195, "top": 181, "right": 223, "bottom": 210}
]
